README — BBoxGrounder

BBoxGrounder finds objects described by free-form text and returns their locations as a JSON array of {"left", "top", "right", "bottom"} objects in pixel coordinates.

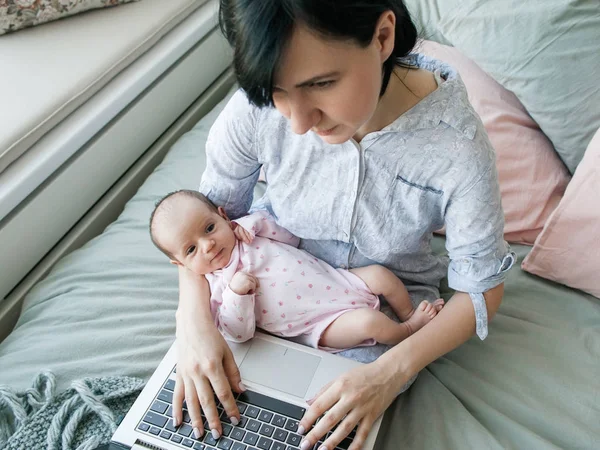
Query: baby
[{"left": 149, "top": 190, "right": 444, "bottom": 351}]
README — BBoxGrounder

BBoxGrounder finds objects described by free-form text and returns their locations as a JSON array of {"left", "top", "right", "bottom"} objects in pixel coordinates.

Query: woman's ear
[
  {"left": 170, "top": 259, "right": 183, "bottom": 266},
  {"left": 374, "top": 10, "right": 396, "bottom": 63}
]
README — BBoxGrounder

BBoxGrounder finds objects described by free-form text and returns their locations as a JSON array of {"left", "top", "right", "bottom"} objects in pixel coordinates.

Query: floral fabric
[{"left": 0, "top": 0, "right": 138, "bottom": 36}]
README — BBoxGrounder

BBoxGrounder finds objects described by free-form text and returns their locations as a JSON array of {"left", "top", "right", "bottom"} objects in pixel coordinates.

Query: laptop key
[
  {"left": 149, "top": 426, "right": 161, "bottom": 435},
  {"left": 142, "top": 412, "right": 168, "bottom": 428},
  {"left": 245, "top": 406, "right": 260, "bottom": 418},
  {"left": 137, "top": 422, "right": 150, "bottom": 432},
  {"left": 160, "top": 430, "right": 172, "bottom": 439},
  {"left": 284, "top": 419, "right": 298, "bottom": 433},
  {"left": 232, "top": 443, "right": 247, "bottom": 450},
  {"left": 205, "top": 433, "right": 219, "bottom": 447},
  {"left": 259, "top": 424, "right": 274, "bottom": 437},
  {"left": 238, "top": 391, "right": 306, "bottom": 421},
  {"left": 337, "top": 437, "right": 353, "bottom": 449},
  {"left": 286, "top": 433, "right": 301, "bottom": 447},
  {"left": 272, "top": 443, "right": 286, "bottom": 450},
  {"left": 164, "top": 379, "right": 176, "bottom": 391},
  {"left": 236, "top": 402, "right": 248, "bottom": 414},
  {"left": 272, "top": 415, "right": 287, "bottom": 428},
  {"left": 217, "top": 437, "right": 234, "bottom": 450},
  {"left": 183, "top": 438, "right": 195, "bottom": 447},
  {"left": 178, "top": 424, "right": 194, "bottom": 437},
  {"left": 257, "top": 436, "right": 273, "bottom": 450},
  {"left": 194, "top": 444, "right": 206, "bottom": 450},
  {"left": 243, "top": 432, "right": 259, "bottom": 446},
  {"left": 158, "top": 389, "right": 174, "bottom": 404},
  {"left": 258, "top": 410, "right": 274, "bottom": 423},
  {"left": 238, "top": 416, "right": 249, "bottom": 428},
  {"left": 171, "top": 434, "right": 183, "bottom": 443},
  {"left": 150, "top": 400, "right": 169, "bottom": 414},
  {"left": 247, "top": 419, "right": 261, "bottom": 433},
  {"left": 222, "top": 423, "right": 233, "bottom": 436},
  {"left": 231, "top": 427, "right": 246, "bottom": 441},
  {"left": 273, "top": 429, "right": 288, "bottom": 442}
]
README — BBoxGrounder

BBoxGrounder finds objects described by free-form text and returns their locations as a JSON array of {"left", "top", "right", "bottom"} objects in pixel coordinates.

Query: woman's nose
[{"left": 289, "top": 99, "right": 319, "bottom": 135}]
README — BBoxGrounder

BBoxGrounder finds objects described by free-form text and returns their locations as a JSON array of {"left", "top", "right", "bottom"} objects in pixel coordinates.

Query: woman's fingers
[
  {"left": 223, "top": 345, "right": 245, "bottom": 393},
  {"left": 322, "top": 410, "right": 364, "bottom": 450},
  {"left": 301, "top": 400, "right": 352, "bottom": 449},
  {"left": 298, "top": 382, "right": 343, "bottom": 443},
  {"left": 346, "top": 415, "right": 375, "bottom": 450},
  {"left": 205, "top": 356, "right": 241, "bottom": 428},
  {"left": 172, "top": 372, "right": 186, "bottom": 427},
  {"left": 184, "top": 374, "right": 205, "bottom": 437}
]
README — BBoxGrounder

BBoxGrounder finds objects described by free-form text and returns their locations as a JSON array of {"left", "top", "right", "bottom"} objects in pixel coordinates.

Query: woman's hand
[
  {"left": 173, "top": 271, "right": 245, "bottom": 440},
  {"left": 298, "top": 359, "right": 407, "bottom": 450}
]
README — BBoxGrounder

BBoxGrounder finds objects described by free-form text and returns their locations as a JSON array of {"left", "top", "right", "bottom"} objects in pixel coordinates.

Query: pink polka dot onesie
[{"left": 204, "top": 210, "right": 380, "bottom": 352}]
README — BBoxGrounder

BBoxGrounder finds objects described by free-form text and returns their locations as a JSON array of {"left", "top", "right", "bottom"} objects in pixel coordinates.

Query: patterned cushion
[{"left": 0, "top": 0, "right": 139, "bottom": 36}]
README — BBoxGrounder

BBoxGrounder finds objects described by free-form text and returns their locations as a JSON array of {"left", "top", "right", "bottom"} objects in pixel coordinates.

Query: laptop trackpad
[{"left": 240, "top": 339, "right": 321, "bottom": 398}]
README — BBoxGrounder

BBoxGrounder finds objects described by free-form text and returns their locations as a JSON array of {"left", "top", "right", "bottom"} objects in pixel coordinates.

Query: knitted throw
[{"left": 0, "top": 372, "right": 145, "bottom": 450}]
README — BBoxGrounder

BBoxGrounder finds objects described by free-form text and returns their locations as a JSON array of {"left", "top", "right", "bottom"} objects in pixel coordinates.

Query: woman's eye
[
  {"left": 311, "top": 80, "right": 334, "bottom": 89},
  {"left": 186, "top": 245, "right": 196, "bottom": 255},
  {"left": 206, "top": 224, "right": 215, "bottom": 233}
]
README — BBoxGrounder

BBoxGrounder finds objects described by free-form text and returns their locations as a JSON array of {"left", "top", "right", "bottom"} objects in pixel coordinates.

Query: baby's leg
[
  {"left": 320, "top": 308, "right": 435, "bottom": 348},
  {"left": 350, "top": 265, "right": 419, "bottom": 321}
]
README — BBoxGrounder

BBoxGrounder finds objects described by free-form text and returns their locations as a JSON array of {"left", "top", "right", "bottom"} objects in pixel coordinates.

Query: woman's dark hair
[{"left": 219, "top": 0, "right": 418, "bottom": 108}]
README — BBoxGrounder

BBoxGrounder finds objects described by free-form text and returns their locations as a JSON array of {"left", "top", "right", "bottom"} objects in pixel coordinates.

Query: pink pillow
[
  {"left": 419, "top": 41, "right": 571, "bottom": 245},
  {"left": 522, "top": 128, "right": 600, "bottom": 297}
]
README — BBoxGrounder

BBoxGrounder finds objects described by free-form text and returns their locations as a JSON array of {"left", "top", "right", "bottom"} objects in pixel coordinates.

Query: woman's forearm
[
  {"left": 176, "top": 266, "right": 214, "bottom": 329},
  {"left": 379, "top": 284, "right": 505, "bottom": 391}
]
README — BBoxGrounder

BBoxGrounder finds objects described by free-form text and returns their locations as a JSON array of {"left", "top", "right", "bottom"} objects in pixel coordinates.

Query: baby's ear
[{"left": 218, "top": 206, "right": 230, "bottom": 221}]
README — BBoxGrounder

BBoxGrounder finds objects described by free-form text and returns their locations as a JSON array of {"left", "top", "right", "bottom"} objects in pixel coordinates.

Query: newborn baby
[{"left": 149, "top": 190, "right": 443, "bottom": 351}]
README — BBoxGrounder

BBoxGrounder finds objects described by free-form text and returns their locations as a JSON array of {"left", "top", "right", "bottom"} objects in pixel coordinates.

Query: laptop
[{"left": 101, "top": 331, "right": 385, "bottom": 450}]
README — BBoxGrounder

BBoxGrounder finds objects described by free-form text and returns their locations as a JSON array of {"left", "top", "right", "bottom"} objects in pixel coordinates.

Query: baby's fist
[
  {"left": 232, "top": 222, "right": 254, "bottom": 244},
  {"left": 229, "top": 272, "right": 259, "bottom": 295}
]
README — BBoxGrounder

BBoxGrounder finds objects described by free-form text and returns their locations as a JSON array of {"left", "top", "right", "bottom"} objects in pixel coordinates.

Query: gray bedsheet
[{"left": 1, "top": 92, "right": 598, "bottom": 449}]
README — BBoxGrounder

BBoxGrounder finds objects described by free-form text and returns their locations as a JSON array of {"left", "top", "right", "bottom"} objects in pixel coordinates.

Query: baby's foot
[
  {"left": 404, "top": 301, "right": 438, "bottom": 336},
  {"left": 432, "top": 298, "right": 445, "bottom": 312}
]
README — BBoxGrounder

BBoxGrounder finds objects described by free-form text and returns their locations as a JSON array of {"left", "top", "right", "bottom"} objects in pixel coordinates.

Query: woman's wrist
[{"left": 373, "top": 343, "right": 414, "bottom": 394}]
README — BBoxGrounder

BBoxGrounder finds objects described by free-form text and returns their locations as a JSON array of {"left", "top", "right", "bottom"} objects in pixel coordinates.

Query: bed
[
  {"left": 0, "top": 83, "right": 598, "bottom": 448},
  {"left": 1, "top": 1, "right": 599, "bottom": 449}
]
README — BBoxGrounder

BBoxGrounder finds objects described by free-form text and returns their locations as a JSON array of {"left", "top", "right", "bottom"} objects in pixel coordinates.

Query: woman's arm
[
  {"left": 298, "top": 284, "right": 504, "bottom": 450},
  {"left": 384, "top": 284, "right": 504, "bottom": 383},
  {"left": 173, "top": 266, "right": 244, "bottom": 440}
]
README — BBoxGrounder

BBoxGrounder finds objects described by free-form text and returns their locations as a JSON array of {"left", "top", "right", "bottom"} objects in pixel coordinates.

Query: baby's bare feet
[{"left": 404, "top": 300, "right": 440, "bottom": 336}]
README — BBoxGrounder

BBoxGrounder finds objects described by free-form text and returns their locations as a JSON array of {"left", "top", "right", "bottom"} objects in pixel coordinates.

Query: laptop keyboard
[{"left": 136, "top": 370, "right": 356, "bottom": 450}]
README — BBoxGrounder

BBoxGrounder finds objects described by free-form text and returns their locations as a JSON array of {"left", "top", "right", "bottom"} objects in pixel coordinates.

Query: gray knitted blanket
[{"left": 0, "top": 372, "right": 145, "bottom": 450}]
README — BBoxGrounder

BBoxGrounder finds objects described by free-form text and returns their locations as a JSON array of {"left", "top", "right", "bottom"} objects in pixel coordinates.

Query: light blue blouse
[{"left": 200, "top": 55, "right": 515, "bottom": 340}]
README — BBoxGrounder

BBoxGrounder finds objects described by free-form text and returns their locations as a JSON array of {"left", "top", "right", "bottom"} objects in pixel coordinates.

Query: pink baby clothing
[{"left": 204, "top": 210, "right": 380, "bottom": 352}]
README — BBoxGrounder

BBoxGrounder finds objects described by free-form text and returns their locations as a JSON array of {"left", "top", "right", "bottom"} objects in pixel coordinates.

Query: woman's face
[{"left": 272, "top": 15, "right": 395, "bottom": 144}]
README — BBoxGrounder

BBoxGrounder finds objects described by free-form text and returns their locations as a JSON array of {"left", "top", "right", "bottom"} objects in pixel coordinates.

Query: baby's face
[{"left": 156, "top": 196, "right": 236, "bottom": 275}]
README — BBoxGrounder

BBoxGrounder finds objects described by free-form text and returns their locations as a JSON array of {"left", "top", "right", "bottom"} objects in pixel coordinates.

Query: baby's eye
[
  {"left": 206, "top": 223, "right": 215, "bottom": 233},
  {"left": 186, "top": 245, "right": 196, "bottom": 256}
]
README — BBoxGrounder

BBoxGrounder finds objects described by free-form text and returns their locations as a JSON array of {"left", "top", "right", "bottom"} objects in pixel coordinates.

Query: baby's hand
[
  {"left": 233, "top": 222, "right": 254, "bottom": 244},
  {"left": 229, "top": 272, "right": 259, "bottom": 296}
]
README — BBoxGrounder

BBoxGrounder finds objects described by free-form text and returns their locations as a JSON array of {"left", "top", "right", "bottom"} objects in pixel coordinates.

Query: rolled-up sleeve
[
  {"left": 199, "top": 90, "right": 262, "bottom": 219},
  {"left": 445, "top": 160, "right": 516, "bottom": 339}
]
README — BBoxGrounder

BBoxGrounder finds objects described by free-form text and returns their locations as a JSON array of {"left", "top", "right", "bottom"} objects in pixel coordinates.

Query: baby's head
[{"left": 149, "top": 190, "right": 236, "bottom": 275}]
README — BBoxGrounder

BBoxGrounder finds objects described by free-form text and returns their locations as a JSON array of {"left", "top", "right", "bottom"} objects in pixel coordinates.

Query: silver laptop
[{"left": 104, "top": 331, "right": 384, "bottom": 450}]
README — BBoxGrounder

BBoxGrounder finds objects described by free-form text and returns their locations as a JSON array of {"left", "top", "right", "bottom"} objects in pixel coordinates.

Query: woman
[{"left": 173, "top": 1, "right": 515, "bottom": 449}]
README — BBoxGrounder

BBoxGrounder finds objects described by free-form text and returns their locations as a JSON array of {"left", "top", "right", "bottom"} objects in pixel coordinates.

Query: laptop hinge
[{"left": 131, "top": 439, "right": 167, "bottom": 450}]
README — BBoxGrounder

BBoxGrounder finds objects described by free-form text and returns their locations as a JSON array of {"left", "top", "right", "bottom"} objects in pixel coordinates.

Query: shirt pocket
[{"left": 356, "top": 169, "right": 444, "bottom": 259}]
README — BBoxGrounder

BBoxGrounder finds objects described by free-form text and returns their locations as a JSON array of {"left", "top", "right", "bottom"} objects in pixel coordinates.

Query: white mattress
[
  {"left": 0, "top": 0, "right": 208, "bottom": 174},
  {"left": 0, "top": 0, "right": 225, "bottom": 222}
]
